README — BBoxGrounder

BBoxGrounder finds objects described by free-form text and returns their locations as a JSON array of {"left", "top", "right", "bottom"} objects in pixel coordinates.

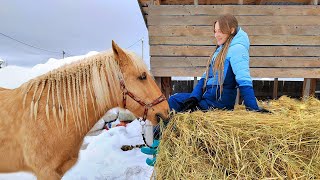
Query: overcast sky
[{"left": 0, "top": 0, "right": 149, "bottom": 67}]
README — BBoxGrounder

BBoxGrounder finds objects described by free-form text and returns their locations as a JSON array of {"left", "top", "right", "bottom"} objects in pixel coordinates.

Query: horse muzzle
[{"left": 155, "top": 112, "right": 172, "bottom": 126}]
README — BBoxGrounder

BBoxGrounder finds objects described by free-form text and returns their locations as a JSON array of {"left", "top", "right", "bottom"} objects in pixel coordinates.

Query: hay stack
[{"left": 156, "top": 96, "right": 320, "bottom": 179}]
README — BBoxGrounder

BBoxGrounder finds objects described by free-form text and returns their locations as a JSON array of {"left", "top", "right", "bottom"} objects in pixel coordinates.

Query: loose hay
[{"left": 155, "top": 96, "right": 320, "bottom": 179}]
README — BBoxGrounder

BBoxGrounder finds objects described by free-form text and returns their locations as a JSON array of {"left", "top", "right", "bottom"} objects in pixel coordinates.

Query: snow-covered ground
[{"left": 0, "top": 52, "right": 154, "bottom": 180}]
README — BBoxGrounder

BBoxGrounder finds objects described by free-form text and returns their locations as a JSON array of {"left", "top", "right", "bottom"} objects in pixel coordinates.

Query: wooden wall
[{"left": 142, "top": 5, "right": 320, "bottom": 78}]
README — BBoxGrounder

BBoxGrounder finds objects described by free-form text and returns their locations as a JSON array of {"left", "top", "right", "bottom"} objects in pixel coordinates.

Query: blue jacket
[{"left": 190, "top": 27, "right": 259, "bottom": 110}]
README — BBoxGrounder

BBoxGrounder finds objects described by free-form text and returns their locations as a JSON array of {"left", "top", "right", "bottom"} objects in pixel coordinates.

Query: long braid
[
  {"left": 212, "top": 35, "right": 234, "bottom": 99},
  {"left": 203, "top": 48, "right": 217, "bottom": 92}
]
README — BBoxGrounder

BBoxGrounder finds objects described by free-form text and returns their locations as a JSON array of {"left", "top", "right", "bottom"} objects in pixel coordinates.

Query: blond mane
[{"left": 21, "top": 50, "right": 148, "bottom": 132}]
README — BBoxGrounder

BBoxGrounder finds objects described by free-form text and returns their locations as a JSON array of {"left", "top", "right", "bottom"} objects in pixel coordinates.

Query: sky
[
  {"left": 0, "top": 52, "right": 155, "bottom": 180},
  {"left": 0, "top": 0, "right": 149, "bottom": 67}
]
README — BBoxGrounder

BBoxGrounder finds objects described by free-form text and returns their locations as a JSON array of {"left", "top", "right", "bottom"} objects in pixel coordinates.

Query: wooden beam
[
  {"left": 147, "top": 15, "right": 320, "bottom": 26},
  {"left": 149, "top": 35, "right": 320, "bottom": 46},
  {"left": 151, "top": 67, "right": 320, "bottom": 78},
  {"left": 150, "top": 45, "right": 320, "bottom": 57},
  {"left": 148, "top": 25, "right": 320, "bottom": 36},
  {"left": 146, "top": 5, "right": 320, "bottom": 16},
  {"left": 150, "top": 57, "right": 320, "bottom": 68},
  {"left": 140, "top": 0, "right": 312, "bottom": 5}
]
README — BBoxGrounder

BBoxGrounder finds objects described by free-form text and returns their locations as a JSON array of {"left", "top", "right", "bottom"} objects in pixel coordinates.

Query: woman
[
  {"left": 142, "top": 14, "right": 269, "bottom": 166},
  {"left": 169, "top": 13, "right": 265, "bottom": 112}
]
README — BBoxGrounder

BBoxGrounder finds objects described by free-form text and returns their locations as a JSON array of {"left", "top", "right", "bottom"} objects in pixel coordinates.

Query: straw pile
[{"left": 155, "top": 96, "right": 320, "bottom": 179}]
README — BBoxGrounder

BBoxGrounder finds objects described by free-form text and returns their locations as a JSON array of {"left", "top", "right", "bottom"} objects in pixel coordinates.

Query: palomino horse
[{"left": 0, "top": 41, "right": 169, "bottom": 179}]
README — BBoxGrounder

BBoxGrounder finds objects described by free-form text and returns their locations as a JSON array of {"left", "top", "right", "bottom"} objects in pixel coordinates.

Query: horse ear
[{"left": 112, "top": 40, "right": 129, "bottom": 67}]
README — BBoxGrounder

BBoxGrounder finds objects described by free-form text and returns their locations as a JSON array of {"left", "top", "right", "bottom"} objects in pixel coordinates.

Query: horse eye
[{"left": 138, "top": 72, "right": 147, "bottom": 80}]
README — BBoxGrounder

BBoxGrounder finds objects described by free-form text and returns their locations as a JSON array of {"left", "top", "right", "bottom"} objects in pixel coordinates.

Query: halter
[{"left": 119, "top": 80, "right": 166, "bottom": 122}]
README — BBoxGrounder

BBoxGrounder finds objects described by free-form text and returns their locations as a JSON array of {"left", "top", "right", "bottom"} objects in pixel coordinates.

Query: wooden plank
[
  {"left": 139, "top": 0, "right": 308, "bottom": 5},
  {"left": 149, "top": 35, "right": 320, "bottom": 45},
  {"left": 150, "top": 57, "right": 320, "bottom": 68},
  {"left": 150, "top": 45, "right": 320, "bottom": 57},
  {"left": 143, "top": 0, "right": 308, "bottom": 5},
  {"left": 151, "top": 67, "right": 320, "bottom": 78},
  {"left": 149, "top": 25, "right": 320, "bottom": 36},
  {"left": 159, "top": 0, "right": 240, "bottom": 5},
  {"left": 145, "top": 5, "right": 320, "bottom": 16},
  {"left": 259, "top": 0, "right": 310, "bottom": 4},
  {"left": 147, "top": 15, "right": 320, "bottom": 26},
  {"left": 273, "top": 78, "right": 278, "bottom": 99}
]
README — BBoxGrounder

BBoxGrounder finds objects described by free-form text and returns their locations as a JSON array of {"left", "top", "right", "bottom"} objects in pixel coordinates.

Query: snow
[{"left": 0, "top": 52, "right": 155, "bottom": 180}]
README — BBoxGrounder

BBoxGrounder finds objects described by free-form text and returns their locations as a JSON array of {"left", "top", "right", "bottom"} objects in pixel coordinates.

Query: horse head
[{"left": 111, "top": 41, "right": 169, "bottom": 125}]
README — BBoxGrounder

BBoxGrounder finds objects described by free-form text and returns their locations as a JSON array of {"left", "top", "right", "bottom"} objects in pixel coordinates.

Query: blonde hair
[{"left": 204, "top": 14, "right": 238, "bottom": 98}]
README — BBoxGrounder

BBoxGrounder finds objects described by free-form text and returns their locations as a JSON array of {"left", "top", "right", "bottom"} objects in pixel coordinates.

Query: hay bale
[{"left": 156, "top": 96, "right": 320, "bottom": 179}]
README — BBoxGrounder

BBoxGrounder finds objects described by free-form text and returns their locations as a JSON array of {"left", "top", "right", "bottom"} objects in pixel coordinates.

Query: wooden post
[
  {"left": 194, "top": 0, "right": 199, "bottom": 5},
  {"left": 303, "top": 78, "right": 312, "bottom": 98},
  {"left": 304, "top": 78, "right": 317, "bottom": 97},
  {"left": 310, "top": 79, "right": 317, "bottom": 96},
  {"left": 273, "top": 78, "right": 278, "bottom": 99}
]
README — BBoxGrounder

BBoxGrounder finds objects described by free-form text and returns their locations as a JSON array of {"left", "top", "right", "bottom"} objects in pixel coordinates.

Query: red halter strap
[{"left": 120, "top": 80, "right": 166, "bottom": 121}]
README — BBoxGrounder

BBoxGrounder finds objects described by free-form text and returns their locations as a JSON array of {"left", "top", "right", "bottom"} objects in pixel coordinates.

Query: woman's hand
[{"left": 181, "top": 97, "right": 198, "bottom": 112}]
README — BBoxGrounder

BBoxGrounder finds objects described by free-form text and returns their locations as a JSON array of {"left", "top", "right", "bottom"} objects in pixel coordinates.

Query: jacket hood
[{"left": 230, "top": 27, "right": 250, "bottom": 50}]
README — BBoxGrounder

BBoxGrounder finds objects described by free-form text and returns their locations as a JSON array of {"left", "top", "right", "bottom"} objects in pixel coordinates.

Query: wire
[
  {"left": 0, "top": 32, "right": 65, "bottom": 55},
  {"left": 126, "top": 38, "right": 143, "bottom": 49}
]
